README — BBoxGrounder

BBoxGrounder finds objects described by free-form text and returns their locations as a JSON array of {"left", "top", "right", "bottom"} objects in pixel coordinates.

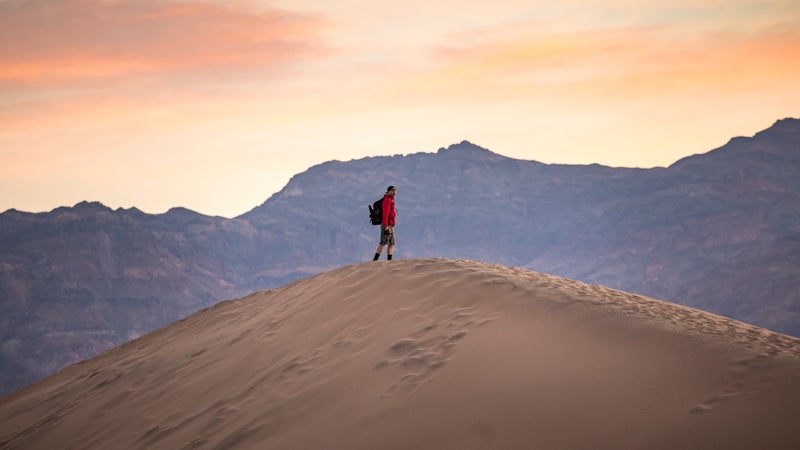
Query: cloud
[
  {"left": 0, "top": 0, "right": 327, "bottom": 86},
  {"left": 389, "top": 13, "right": 800, "bottom": 104},
  {"left": 0, "top": 0, "right": 332, "bottom": 140}
]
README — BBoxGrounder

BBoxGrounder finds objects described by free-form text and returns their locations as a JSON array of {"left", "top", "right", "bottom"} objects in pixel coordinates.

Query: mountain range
[{"left": 1, "top": 117, "right": 798, "bottom": 397}]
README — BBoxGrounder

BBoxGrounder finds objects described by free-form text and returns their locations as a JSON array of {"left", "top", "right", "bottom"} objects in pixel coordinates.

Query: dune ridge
[{"left": 1, "top": 258, "right": 798, "bottom": 449}]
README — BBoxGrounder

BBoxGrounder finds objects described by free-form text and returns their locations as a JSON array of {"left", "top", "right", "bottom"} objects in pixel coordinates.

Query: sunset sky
[{"left": 2, "top": 0, "right": 799, "bottom": 218}]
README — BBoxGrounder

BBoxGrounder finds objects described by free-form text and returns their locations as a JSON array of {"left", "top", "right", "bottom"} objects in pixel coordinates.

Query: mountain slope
[
  {"left": 0, "top": 202, "right": 253, "bottom": 394},
  {"left": 1, "top": 259, "right": 798, "bottom": 449}
]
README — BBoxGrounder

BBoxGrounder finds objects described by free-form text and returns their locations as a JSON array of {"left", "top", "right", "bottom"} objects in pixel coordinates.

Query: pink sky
[{"left": 2, "top": 0, "right": 799, "bottom": 217}]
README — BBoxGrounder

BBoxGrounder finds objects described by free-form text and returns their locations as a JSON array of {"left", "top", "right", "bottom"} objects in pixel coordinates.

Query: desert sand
[{"left": 1, "top": 258, "right": 798, "bottom": 449}]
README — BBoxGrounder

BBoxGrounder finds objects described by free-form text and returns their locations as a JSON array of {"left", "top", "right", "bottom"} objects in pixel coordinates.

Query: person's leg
[
  {"left": 375, "top": 224, "right": 391, "bottom": 260},
  {"left": 386, "top": 228, "right": 396, "bottom": 260}
]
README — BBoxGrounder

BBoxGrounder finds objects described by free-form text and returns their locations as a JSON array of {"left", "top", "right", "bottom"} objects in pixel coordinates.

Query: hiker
[{"left": 373, "top": 186, "right": 397, "bottom": 260}]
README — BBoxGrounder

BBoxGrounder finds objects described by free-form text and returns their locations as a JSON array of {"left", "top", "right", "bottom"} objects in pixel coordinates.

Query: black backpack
[{"left": 368, "top": 198, "right": 383, "bottom": 225}]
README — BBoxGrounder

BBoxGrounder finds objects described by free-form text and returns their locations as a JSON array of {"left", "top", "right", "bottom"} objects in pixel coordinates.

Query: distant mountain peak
[
  {"left": 164, "top": 206, "right": 200, "bottom": 216},
  {"left": 670, "top": 117, "right": 800, "bottom": 169},
  {"left": 49, "top": 201, "right": 113, "bottom": 216},
  {"left": 437, "top": 140, "right": 505, "bottom": 160},
  {"left": 754, "top": 117, "right": 800, "bottom": 139},
  {"left": 439, "top": 140, "right": 489, "bottom": 151},
  {"left": 772, "top": 117, "right": 800, "bottom": 127},
  {"left": 723, "top": 117, "right": 800, "bottom": 145},
  {"left": 73, "top": 200, "right": 110, "bottom": 210}
]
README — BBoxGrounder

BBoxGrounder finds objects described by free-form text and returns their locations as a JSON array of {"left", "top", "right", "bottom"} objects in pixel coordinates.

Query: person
[{"left": 373, "top": 186, "right": 397, "bottom": 261}]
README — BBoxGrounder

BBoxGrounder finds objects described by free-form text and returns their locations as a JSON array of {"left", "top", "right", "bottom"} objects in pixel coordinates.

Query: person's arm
[{"left": 382, "top": 197, "right": 392, "bottom": 230}]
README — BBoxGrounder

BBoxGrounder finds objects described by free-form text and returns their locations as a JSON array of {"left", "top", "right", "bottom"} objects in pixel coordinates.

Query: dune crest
[{"left": 1, "top": 258, "right": 798, "bottom": 449}]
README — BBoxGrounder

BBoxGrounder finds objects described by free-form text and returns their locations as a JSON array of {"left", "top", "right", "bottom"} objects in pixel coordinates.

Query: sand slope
[{"left": 1, "top": 258, "right": 798, "bottom": 449}]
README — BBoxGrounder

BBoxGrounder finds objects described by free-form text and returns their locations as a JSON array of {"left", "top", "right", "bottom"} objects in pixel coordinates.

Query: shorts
[{"left": 379, "top": 225, "right": 395, "bottom": 246}]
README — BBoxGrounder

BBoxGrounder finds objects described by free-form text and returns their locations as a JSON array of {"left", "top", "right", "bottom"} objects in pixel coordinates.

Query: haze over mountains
[{"left": 1, "top": 118, "right": 798, "bottom": 397}]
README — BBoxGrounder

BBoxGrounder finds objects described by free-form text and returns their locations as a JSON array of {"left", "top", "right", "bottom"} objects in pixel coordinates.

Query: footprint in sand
[{"left": 376, "top": 306, "right": 498, "bottom": 398}]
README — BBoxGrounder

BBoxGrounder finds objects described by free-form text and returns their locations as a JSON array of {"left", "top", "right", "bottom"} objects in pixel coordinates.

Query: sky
[{"left": 1, "top": 0, "right": 799, "bottom": 218}]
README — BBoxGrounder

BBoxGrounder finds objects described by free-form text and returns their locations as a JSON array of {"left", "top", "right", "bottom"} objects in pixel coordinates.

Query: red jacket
[{"left": 381, "top": 194, "right": 396, "bottom": 226}]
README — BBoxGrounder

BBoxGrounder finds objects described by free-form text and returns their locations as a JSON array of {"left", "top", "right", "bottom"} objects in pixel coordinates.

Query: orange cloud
[
  {"left": 0, "top": 0, "right": 326, "bottom": 86},
  {"left": 0, "top": 0, "right": 332, "bottom": 141},
  {"left": 390, "top": 16, "right": 800, "bottom": 105}
]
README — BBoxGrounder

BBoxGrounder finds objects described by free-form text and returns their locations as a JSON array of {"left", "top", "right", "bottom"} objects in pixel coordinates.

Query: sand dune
[{"left": 1, "top": 258, "right": 798, "bottom": 449}]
